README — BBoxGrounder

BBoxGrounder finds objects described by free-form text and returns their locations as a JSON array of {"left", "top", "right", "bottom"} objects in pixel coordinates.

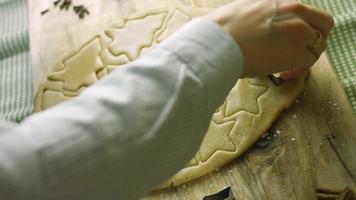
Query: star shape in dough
[
  {"left": 199, "top": 120, "right": 236, "bottom": 162},
  {"left": 49, "top": 39, "right": 104, "bottom": 92},
  {"left": 224, "top": 80, "right": 268, "bottom": 117}
]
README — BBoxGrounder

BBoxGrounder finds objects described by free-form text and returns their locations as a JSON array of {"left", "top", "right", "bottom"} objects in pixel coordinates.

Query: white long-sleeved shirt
[{"left": 0, "top": 18, "right": 244, "bottom": 200}]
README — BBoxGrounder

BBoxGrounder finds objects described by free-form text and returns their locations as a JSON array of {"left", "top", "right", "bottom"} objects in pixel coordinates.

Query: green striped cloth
[
  {"left": 303, "top": 0, "right": 356, "bottom": 112},
  {"left": 0, "top": 0, "right": 33, "bottom": 122}
]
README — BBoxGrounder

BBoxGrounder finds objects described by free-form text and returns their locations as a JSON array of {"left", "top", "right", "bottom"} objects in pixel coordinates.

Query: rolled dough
[{"left": 34, "top": 6, "right": 307, "bottom": 188}]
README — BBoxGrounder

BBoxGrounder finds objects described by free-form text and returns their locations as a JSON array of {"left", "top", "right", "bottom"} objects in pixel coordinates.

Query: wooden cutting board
[
  {"left": 29, "top": 0, "right": 356, "bottom": 199},
  {"left": 145, "top": 53, "right": 356, "bottom": 199}
]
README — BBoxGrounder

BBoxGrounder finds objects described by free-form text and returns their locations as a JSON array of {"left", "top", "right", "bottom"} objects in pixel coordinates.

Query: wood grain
[{"left": 145, "top": 54, "right": 356, "bottom": 200}]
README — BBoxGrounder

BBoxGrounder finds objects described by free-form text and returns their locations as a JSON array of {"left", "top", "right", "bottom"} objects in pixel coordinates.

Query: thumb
[{"left": 280, "top": 68, "right": 309, "bottom": 80}]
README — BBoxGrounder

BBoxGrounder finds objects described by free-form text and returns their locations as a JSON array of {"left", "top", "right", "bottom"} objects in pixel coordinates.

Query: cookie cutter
[
  {"left": 202, "top": 187, "right": 235, "bottom": 200},
  {"left": 268, "top": 74, "right": 283, "bottom": 86}
]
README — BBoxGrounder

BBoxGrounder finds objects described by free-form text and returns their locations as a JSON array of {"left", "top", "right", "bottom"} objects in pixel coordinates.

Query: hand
[{"left": 205, "top": 0, "right": 334, "bottom": 78}]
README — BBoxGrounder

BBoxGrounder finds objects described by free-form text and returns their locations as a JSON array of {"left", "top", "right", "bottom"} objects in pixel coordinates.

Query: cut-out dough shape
[
  {"left": 225, "top": 81, "right": 268, "bottom": 117},
  {"left": 48, "top": 38, "right": 104, "bottom": 92},
  {"left": 156, "top": 9, "right": 192, "bottom": 42},
  {"left": 42, "top": 90, "right": 72, "bottom": 109},
  {"left": 34, "top": 6, "right": 307, "bottom": 189},
  {"left": 107, "top": 12, "right": 167, "bottom": 60},
  {"left": 199, "top": 120, "right": 236, "bottom": 162}
]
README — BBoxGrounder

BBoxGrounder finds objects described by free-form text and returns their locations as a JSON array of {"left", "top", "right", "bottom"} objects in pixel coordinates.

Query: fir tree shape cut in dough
[
  {"left": 35, "top": 8, "right": 200, "bottom": 112},
  {"left": 48, "top": 38, "right": 104, "bottom": 92},
  {"left": 106, "top": 12, "right": 167, "bottom": 60},
  {"left": 156, "top": 9, "right": 191, "bottom": 42}
]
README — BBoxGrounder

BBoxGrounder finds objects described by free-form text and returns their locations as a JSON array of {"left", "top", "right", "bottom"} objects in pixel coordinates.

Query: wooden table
[{"left": 145, "top": 53, "right": 356, "bottom": 199}]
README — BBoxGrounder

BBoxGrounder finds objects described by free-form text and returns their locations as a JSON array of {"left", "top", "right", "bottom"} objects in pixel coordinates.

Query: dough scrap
[{"left": 34, "top": 6, "right": 306, "bottom": 189}]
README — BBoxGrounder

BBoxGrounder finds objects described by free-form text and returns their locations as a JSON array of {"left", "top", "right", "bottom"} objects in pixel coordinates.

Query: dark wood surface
[{"left": 146, "top": 54, "right": 356, "bottom": 200}]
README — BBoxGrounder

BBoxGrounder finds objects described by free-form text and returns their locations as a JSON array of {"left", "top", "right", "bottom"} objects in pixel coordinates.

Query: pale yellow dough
[{"left": 34, "top": 6, "right": 306, "bottom": 188}]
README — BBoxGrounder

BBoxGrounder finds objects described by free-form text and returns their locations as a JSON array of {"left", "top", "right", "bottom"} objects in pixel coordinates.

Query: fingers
[
  {"left": 307, "top": 30, "right": 326, "bottom": 57},
  {"left": 300, "top": 19, "right": 326, "bottom": 56},
  {"left": 300, "top": 46, "right": 319, "bottom": 68},
  {"left": 293, "top": 4, "right": 334, "bottom": 38},
  {"left": 285, "top": 42, "right": 319, "bottom": 80},
  {"left": 278, "top": 1, "right": 334, "bottom": 38},
  {"left": 298, "top": 20, "right": 326, "bottom": 59},
  {"left": 277, "top": 1, "right": 333, "bottom": 60},
  {"left": 274, "top": 2, "right": 331, "bottom": 70},
  {"left": 280, "top": 68, "right": 308, "bottom": 80},
  {"left": 272, "top": 16, "right": 321, "bottom": 66}
]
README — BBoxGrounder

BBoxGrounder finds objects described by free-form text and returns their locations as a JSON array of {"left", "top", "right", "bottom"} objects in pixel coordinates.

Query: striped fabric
[
  {"left": 0, "top": 0, "right": 33, "bottom": 122},
  {"left": 303, "top": 0, "right": 356, "bottom": 112}
]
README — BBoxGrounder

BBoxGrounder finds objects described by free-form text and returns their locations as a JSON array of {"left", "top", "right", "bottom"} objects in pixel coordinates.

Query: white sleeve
[{"left": 0, "top": 18, "right": 244, "bottom": 200}]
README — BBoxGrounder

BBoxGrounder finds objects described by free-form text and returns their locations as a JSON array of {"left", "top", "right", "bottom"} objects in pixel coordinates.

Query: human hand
[{"left": 205, "top": 0, "right": 334, "bottom": 78}]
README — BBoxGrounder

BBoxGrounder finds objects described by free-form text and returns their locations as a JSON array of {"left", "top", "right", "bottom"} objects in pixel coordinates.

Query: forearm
[{"left": 0, "top": 18, "right": 243, "bottom": 200}]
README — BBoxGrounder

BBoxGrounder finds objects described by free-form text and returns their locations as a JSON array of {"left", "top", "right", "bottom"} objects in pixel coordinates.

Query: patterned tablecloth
[
  {"left": 303, "top": 0, "right": 356, "bottom": 112},
  {"left": 0, "top": 0, "right": 33, "bottom": 122}
]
